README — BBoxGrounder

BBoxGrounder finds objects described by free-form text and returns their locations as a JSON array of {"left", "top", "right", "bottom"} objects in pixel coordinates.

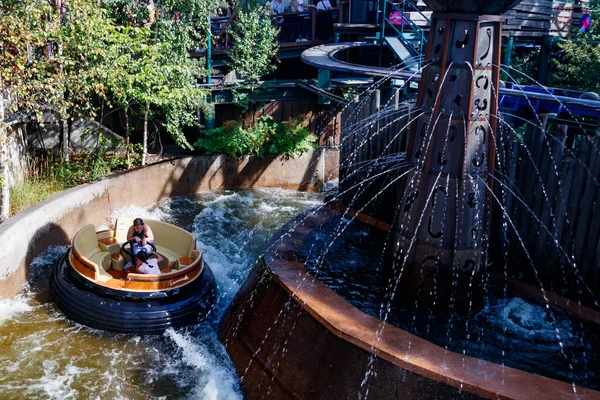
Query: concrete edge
[{"left": 0, "top": 149, "right": 339, "bottom": 299}]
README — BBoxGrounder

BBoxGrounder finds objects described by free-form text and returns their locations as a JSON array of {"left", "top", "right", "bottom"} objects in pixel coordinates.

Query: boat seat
[
  {"left": 177, "top": 256, "right": 196, "bottom": 269},
  {"left": 72, "top": 224, "right": 112, "bottom": 282},
  {"left": 174, "top": 251, "right": 201, "bottom": 270},
  {"left": 155, "top": 246, "right": 179, "bottom": 268},
  {"left": 98, "top": 237, "right": 121, "bottom": 255},
  {"left": 89, "top": 252, "right": 113, "bottom": 282},
  {"left": 113, "top": 218, "right": 134, "bottom": 244}
]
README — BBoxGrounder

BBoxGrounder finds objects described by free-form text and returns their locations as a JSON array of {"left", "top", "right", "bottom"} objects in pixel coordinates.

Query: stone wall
[{"left": 0, "top": 148, "right": 339, "bottom": 299}]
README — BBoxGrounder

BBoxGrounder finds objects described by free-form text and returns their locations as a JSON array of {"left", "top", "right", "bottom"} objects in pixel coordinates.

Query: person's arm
[
  {"left": 142, "top": 225, "right": 155, "bottom": 245},
  {"left": 126, "top": 226, "right": 140, "bottom": 242},
  {"left": 153, "top": 253, "right": 164, "bottom": 263}
]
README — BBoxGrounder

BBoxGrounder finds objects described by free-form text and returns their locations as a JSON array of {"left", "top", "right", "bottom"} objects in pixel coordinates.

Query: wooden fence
[
  {"left": 339, "top": 89, "right": 411, "bottom": 222},
  {"left": 500, "top": 114, "right": 600, "bottom": 298},
  {"left": 403, "top": 0, "right": 588, "bottom": 38},
  {"left": 338, "top": 91, "right": 600, "bottom": 300},
  {"left": 503, "top": 0, "right": 588, "bottom": 37}
]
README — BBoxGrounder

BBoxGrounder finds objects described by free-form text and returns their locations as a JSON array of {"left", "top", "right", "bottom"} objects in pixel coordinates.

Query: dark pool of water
[{"left": 301, "top": 216, "right": 600, "bottom": 391}]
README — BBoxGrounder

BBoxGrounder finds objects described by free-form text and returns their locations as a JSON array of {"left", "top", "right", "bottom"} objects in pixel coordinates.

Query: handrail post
[
  {"left": 380, "top": 0, "right": 387, "bottom": 46},
  {"left": 400, "top": 0, "right": 404, "bottom": 36},
  {"left": 206, "top": 16, "right": 212, "bottom": 84}
]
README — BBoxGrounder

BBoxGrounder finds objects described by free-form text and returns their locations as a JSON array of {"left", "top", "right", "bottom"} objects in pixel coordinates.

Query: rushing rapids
[{"left": 0, "top": 188, "right": 324, "bottom": 398}]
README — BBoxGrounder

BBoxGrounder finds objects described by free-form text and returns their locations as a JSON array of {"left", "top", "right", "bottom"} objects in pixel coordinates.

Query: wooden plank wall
[
  {"left": 338, "top": 89, "right": 411, "bottom": 223},
  {"left": 215, "top": 101, "right": 341, "bottom": 146},
  {"left": 501, "top": 115, "right": 600, "bottom": 300}
]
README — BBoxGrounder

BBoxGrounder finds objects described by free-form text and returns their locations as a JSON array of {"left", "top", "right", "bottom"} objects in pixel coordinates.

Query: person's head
[
  {"left": 137, "top": 249, "right": 149, "bottom": 265},
  {"left": 133, "top": 218, "right": 145, "bottom": 234}
]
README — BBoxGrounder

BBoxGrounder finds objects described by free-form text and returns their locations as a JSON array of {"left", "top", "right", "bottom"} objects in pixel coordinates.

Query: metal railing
[{"left": 380, "top": 0, "right": 430, "bottom": 69}]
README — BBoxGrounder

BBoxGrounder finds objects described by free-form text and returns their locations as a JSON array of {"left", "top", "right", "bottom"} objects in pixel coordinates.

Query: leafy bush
[
  {"left": 194, "top": 113, "right": 317, "bottom": 158},
  {"left": 195, "top": 120, "right": 264, "bottom": 157},
  {"left": 265, "top": 113, "right": 317, "bottom": 157}
]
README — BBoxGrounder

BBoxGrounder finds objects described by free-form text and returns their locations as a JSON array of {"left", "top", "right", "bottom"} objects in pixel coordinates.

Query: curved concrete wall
[
  {"left": 0, "top": 149, "right": 339, "bottom": 299},
  {"left": 219, "top": 206, "right": 600, "bottom": 400}
]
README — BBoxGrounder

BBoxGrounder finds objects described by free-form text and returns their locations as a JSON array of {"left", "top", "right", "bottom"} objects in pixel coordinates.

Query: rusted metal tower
[{"left": 390, "top": 1, "right": 522, "bottom": 315}]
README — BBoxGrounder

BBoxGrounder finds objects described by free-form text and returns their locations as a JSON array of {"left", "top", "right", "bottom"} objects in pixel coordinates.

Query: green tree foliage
[
  {"left": 105, "top": 0, "right": 150, "bottom": 25},
  {"left": 0, "top": 0, "right": 223, "bottom": 218},
  {"left": 227, "top": 5, "right": 279, "bottom": 85},
  {"left": 102, "top": 1, "right": 220, "bottom": 164},
  {"left": 0, "top": 0, "right": 57, "bottom": 220},
  {"left": 550, "top": 0, "right": 600, "bottom": 93},
  {"left": 194, "top": 113, "right": 317, "bottom": 158}
]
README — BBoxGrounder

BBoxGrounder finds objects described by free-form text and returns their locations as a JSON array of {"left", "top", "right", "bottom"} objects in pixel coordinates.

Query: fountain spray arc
[{"left": 390, "top": 1, "right": 522, "bottom": 315}]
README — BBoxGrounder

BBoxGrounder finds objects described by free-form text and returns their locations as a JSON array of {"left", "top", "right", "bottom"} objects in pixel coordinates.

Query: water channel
[{"left": 0, "top": 188, "right": 324, "bottom": 399}]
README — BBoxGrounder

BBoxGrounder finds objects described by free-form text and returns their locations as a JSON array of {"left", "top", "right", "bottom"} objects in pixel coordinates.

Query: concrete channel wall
[{"left": 0, "top": 149, "right": 339, "bottom": 299}]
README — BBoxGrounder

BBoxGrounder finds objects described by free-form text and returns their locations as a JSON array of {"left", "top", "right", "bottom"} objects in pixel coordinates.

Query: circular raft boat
[{"left": 50, "top": 218, "right": 217, "bottom": 334}]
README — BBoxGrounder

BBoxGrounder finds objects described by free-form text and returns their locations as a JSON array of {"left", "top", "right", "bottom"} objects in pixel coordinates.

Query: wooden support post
[{"left": 536, "top": 35, "right": 553, "bottom": 85}]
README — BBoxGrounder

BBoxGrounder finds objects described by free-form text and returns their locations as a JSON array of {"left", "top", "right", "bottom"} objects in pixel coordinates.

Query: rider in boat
[
  {"left": 127, "top": 218, "right": 155, "bottom": 263},
  {"left": 134, "top": 250, "right": 163, "bottom": 274}
]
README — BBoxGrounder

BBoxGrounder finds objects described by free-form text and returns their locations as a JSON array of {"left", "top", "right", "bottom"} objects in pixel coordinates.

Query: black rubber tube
[{"left": 50, "top": 250, "right": 217, "bottom": 335}]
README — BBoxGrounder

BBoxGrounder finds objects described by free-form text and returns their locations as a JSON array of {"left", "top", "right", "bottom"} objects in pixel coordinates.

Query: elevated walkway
[
  {"left": 301, "top": 42, "right": 418, "bottom": 81},
  {"left": 301, "top": 42, "right": 600, "bottom": 118}
]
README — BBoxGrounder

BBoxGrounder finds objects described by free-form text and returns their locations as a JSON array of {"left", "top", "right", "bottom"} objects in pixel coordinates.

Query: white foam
[
  {"left": 322, "top": 178, "right": 339, "bottom": 193},
  {"left": 29, "top": 245, "right": 69, "bottom": 270},
  {"left": 0, "top": 247, "right": 67, "bottom": 324},
  {"left": 22, "top": 359, "right": 90, "bottom": 399},
  {"left": 165, "top": 329, "right": 242, "bottom": 400},
  {"left": 107, "top": 204, "right": 169, "bottom": 227},
  {"left": 0, "top": 294, "right": 34, "bottom": 324}
]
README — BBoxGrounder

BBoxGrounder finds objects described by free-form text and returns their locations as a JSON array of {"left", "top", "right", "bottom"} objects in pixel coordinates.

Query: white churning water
[{"left": 0, "top": 188, "right": 324, "bottom": 399}]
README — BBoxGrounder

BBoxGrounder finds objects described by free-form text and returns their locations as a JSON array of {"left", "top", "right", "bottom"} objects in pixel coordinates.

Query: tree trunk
[
  {"left": 124, "top": 109, "right": 131, "bottom": 169},
  {"left": 67, "top": 109, "right": 74, "bottom": 150},
  {"left": 142, "top": 104, "right": 149, "bottom": 166},
  {"left": 58, "top": 43, "right": 69, "bottom": 162},
  {"left": 61, "top": 115, "right": 69, "bottom": 162},
  {"left": 0, "top": 82, "right": 10, "bottom": 222}
]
